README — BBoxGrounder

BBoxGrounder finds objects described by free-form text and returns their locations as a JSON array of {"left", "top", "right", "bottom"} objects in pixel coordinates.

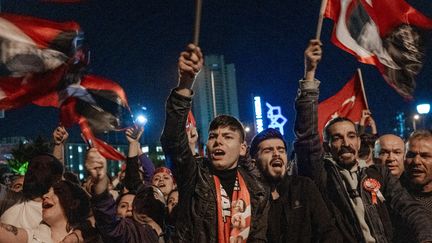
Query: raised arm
[
  {"left": 52, "top": 126, "right": 68, "bottom": 164},
  {"left": 160, "top": 44, "right": 203, "bottom": 188},
  {"left": 379, "top": 165, "right": 432, "bottom": 242},
  {"left": 294, "top": 39, "right": 324, "bottom": 181}
]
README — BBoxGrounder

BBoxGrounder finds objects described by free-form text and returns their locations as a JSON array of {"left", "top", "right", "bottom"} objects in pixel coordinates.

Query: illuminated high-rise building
[{"left": 192, "top": 55, "right": 239, "bottom": 143}]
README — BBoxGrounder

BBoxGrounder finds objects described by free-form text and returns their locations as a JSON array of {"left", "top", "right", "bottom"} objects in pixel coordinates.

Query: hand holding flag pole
[
  {"left": 315, "top": 0, "right": 328, "bottom": 40},
  {"left": 193, "top": 0, "right": 202, "bottom": 45}
]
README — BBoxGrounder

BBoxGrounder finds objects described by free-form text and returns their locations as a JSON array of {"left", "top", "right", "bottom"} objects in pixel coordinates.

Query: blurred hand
[
  {"left": 187, "top": 125, "right": 198, "bottom": 153},
  {"left": 53, "top": 126, "right": 68, "bottom": 145},
  {"left": 178, "top": 43, "right": 203, "bottom": 89},
  {"left": 125, "top": 126, "right": 144, "bottom": 143},
  {"left": 304, "top": 39, "right": 322, "bottom": 80},
  {"left": 85, "top": 148, "right": 107, "bottom": 183}
]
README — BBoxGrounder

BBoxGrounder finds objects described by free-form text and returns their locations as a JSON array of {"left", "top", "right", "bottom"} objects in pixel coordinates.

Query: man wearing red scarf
[{"left": 161, "top": 44, "right": 269, "bottom": 243}]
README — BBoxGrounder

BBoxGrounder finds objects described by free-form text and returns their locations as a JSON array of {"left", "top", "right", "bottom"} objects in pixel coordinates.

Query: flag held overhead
[
  {"left": 324, "top": 0, "right": 432, "bottom": 99},
  {"left": 318, "top": 71, "right": 368, "bottom": 140}
]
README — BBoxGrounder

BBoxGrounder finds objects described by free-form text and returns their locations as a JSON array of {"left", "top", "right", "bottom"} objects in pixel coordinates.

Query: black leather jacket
[
  {"left": 161, "top": 90, "right": 269, "bottom": 243},
  {"left": 293, "top": 79, "right": 432, "bottom": 243}
]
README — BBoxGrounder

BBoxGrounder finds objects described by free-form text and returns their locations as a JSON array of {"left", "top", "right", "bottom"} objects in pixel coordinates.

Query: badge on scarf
[{"left": 363, "top": 178, "right": 381, "bottom": 205}]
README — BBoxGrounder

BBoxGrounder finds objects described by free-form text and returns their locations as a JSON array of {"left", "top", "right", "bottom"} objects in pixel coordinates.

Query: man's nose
[
  {"left": 387, "top": 152, "right": 396, "bottom": 161},
  {"left": 214, "top": 135, "right": 223, "bottom": 145},
  {"left": 412, "top": 153, "right": 423, "bottom": 165}
]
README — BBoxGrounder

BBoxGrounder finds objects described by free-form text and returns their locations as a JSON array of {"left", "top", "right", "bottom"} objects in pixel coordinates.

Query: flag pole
[
  {"left": 316, "top": 0, "right": 328, "bottom": 40},
  {"left": 193, "top": 0, "right": 202, "bottom": 45},
  {"left": 357, "top": 68, "right": 369, "bottom": 110}
]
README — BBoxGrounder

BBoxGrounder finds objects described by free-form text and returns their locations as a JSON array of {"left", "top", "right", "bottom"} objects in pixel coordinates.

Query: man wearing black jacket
[
  {"left": 161, "top": 44, "right": 269, "bottom": 242},
  {"left": 250, "top": 128, "right": 341, "bottom": 242},
  {"left": 294, "top": 39, "right": 432, "bottom": 243}
]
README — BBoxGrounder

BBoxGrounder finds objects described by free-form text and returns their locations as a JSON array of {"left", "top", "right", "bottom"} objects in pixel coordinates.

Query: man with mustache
[
  {"left": 402, "top": 130, "right": 432, "bottom": 213},
  {"left": 160, "top": 44, "right": 269, "bottom": 242},
  {"left": 250, "top": 128, "right": 340, "bottom": 242},
  {"left": 294, "top": 39, "right": 432, "bottom": 243}
]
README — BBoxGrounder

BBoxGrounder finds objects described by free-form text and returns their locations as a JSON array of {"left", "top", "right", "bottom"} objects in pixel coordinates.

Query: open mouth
[
  {"left": 42, "top": 202, "right": 54, "bottom": 209},
  {"left": 212, "top": 149, "right": 225, "bottom": 159},
  {"left": 157, "top": 183, "right": 166, "bottom": 188},
  {"left": 270, "top": 160, "right": 283, "bottom": 168}
]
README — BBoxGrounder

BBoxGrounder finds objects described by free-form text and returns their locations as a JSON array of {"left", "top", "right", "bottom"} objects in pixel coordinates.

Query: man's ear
[{"left": 239, "top": 142, "right": 247, "bottom": 156}]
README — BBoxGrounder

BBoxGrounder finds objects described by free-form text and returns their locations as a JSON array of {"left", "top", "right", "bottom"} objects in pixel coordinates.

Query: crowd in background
[{"left": 0, "top": 40, "right": 431, "bottom": 243}]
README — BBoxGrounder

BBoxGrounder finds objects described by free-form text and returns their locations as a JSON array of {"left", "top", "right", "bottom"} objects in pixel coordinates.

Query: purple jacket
[{"left": 91, "top": 190, "right": 158, "bottom": 243}]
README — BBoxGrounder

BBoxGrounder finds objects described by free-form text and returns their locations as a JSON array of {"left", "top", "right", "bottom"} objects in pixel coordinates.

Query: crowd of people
[{"left": 0, "top": 40, "right": 431, "bottom": 243}]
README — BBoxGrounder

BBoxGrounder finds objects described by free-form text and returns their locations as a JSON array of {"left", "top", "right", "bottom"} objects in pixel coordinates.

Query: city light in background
[{"left": 417, "top": 104, "right": 431, "bottom": 115}]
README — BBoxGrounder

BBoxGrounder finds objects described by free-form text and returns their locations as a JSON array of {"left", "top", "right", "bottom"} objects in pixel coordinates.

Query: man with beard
[
  {"left": 161, "top": 44, "right": 269, "bottom": 242},
  {"left": 294, "top": 39, "right": 432, "bottom": 243},
  {"left": 249, "top": 128, "right": 340, "bottom": 242}
]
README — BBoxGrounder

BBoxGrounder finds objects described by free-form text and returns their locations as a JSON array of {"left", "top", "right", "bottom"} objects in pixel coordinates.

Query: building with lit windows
[
  {"left": 64, "top": 143, "right": 167, "bottom": 180},
  {"left": 64, "top": 143, "right": 128, "bottom": 180},
  {"left": 192, "top": 55, "right": 240, "bottom": 144}
]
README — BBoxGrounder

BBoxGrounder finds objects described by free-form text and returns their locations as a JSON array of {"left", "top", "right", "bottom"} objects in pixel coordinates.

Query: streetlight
[
  {"left": 417, "top": 104, "right": 430, "bottom": 115},
  {"left": 416, "top": 103, "right": 430, "bottom": 129},
  {"left": 413, "top": 114, "right": 420, "bottom": 131}
]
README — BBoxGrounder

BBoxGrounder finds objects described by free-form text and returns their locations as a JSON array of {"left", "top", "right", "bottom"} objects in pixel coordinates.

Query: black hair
[
  {"left": 323, "top": 117, "right": 357, "bottom": 142},
  {"left": 63, "top": 171, "right": 81, "bottom": 185},
  {"left": 115, "top": 192, "right": 136, "bottom": 206},
  {"left": 22, "top": 154, "right": 64, "bottom": 200},
  {"left": 208, "top": 115, "right": 245, "bottom": 142},
  {"left": 249, "top": 128, "right": 287, "bottom": 157},
  {"left": 52, "top": 180, "right": 90, "bottom": 229}
]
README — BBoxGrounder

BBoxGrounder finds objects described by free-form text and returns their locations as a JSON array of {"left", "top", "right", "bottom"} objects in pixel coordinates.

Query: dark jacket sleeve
[
  {"left": 160, "top": 89, "right": 197, "bottom": 190},
  {"left": 91, "top": 190, "right": 158, "bottom": 242},
  {"left": 124, "top": 156, "right": 145, "bottom": 192},
  {"left": 379, "top": 166, "right": 432, "bottom": 242},
  {"left": 138, "top": 153, "right": 155, "bottom": 184},
  {"left": 293, "top": 79, "right": 325, "bottom": 186},
  {"left": 305, "top": 177, "right": 342, "bottom": 243}
]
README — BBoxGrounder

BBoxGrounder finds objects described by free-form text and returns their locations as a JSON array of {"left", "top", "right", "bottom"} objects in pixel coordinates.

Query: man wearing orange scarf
[{"left": 161, "top": 44, "right": 269, "bottom": 242}]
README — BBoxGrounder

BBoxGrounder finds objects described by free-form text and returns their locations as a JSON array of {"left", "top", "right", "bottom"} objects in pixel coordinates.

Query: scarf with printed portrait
[{"left": 214, "top": 171, "right": 251, "bottom": 243}]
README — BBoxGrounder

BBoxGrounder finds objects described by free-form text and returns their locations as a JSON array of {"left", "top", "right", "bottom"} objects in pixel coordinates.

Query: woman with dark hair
[
  {"left": 116, "top": 192, "right": 136, "bottom": 218},
  {"left": 0, "top": 153, "right": 64, "bottom": 230},
  {"left": 0, "top": 180, "right": 100, "bottom": 243}
]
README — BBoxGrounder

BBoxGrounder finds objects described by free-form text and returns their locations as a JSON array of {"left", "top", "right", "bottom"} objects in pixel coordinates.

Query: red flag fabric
[
  {"left": 59, "top": 75, "right": 132, "bottom": 160},
  {"left": 0, "top": 13, "right": 83, "bottom": 109},
  {"left": 318, "top": 72, "right": 367, "bottom": 140},
  {"left": 324, "top": 0, "right": 432, "bottom": 99},
  {"left": 187, "top": 110, "right": 196, "bottom": 129}
]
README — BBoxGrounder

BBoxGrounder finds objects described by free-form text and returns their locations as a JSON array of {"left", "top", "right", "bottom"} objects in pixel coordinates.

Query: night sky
[{"left": 0, "top": 0, "right": 431, "bottom": 146}]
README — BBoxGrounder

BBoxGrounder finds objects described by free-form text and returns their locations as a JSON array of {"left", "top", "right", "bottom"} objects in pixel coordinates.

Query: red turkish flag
[
  {"left": 324, "top": 0, "right": 432, "bottom": 99},
  {"left": 318, "top": 72, "right": 367, "bottom": 140}
]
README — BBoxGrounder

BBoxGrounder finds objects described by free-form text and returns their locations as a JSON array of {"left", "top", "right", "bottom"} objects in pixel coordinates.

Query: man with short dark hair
[
  {"left": 374, "top": 134, "right": 405, "bottom": 178},
  {"left": 294, "top": 39, "right": 432, "bottom": 243},
  {"left": 161, "top": 44, "right": 269, "bottom": 242},
  {"left": 250, "top": 128, "right": 340, "bottom": 242},
  {"left": 403, "top": 130, "right": 432, "bottom": 212}
]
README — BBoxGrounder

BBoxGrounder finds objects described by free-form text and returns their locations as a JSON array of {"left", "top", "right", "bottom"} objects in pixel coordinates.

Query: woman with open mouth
[{"left": 0, "top": 180, "right": 100, "bottom": 243}]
